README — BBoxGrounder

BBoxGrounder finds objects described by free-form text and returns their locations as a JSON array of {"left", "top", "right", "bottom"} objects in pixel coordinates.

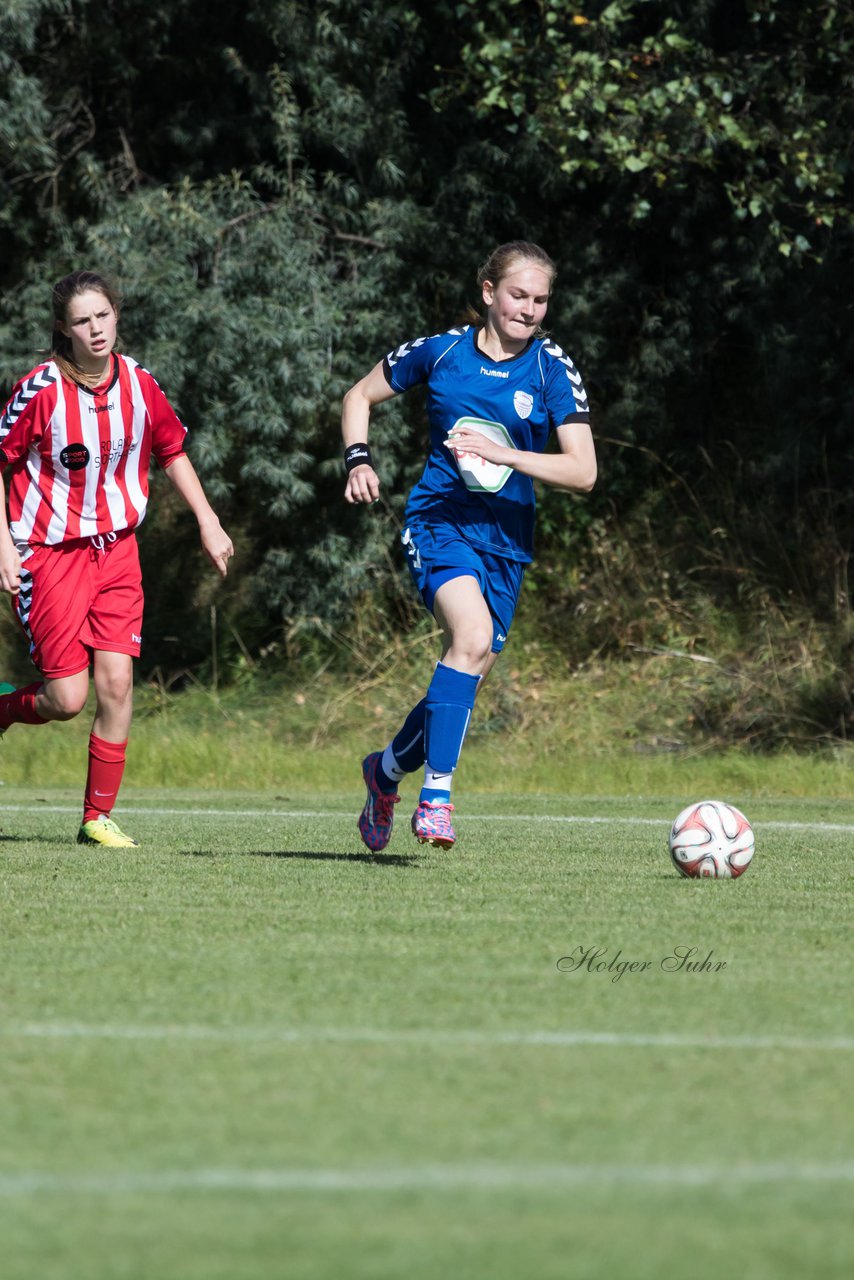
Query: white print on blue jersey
[
  {"left": 383, "top": 325, "right": 589, "bottom": 564},
  {"left": 449, "top": 416, "right": 515, "bottom": 494},
  {"left": 401, "top": 525, "right": 422, "bottom": 570}
]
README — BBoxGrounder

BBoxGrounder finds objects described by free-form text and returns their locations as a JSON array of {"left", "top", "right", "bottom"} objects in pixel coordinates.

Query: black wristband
[{"left": 344, "top": 443, "right": 373, "bottom": 474}]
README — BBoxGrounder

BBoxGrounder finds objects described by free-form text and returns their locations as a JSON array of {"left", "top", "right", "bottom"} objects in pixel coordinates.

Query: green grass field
[{"left": 0, "top": 776, "right": 851, "bottom": 1279}]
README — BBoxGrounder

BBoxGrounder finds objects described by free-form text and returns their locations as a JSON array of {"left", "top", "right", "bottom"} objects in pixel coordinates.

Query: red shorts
[{"left": 15, "top": 531, "right": 144, "bottom": 679}]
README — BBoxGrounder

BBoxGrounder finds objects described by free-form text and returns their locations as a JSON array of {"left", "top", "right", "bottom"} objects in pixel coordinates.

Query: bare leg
[
  {"left": 35, "top": 670, "right": 90, "bottom": 722},
  {"left": 432, "top": 575, "right": 494, "bottom": 675},
  {"left": 91, "top": 650, "right": 133, "bottom": 742}
]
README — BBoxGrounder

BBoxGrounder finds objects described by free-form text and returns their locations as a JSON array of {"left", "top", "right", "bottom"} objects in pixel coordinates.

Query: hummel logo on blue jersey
[{"left": 480, "top": 366, "right": 509, "bottom": 378}]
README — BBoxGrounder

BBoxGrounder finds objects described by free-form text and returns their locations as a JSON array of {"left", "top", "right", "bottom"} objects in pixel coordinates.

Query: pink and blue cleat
[
  {"left": 358, "top": 752, "right": 400, "bottom": 851},
  {"left": 411, "top": 800, "right": 456, "bottom": 849}
]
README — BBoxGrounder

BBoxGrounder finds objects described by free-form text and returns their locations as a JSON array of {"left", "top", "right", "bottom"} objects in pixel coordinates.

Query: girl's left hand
[
  {"left": 444, "top": 428, "right": 508, "bottom": 466},
  {"left": 200, "top": 520, "right": 234, "bottom": 577}
]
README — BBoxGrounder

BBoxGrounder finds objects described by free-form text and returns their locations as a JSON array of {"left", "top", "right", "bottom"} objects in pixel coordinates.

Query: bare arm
[
  {"left": 445, "top": 420, "right": 598, "bottom": 493},
  {"left": 341, "top": 361, "right": 398, "bottom": 505},
  {"left": 163, "top": 454, "right": 234, "bottom": 577},
  {"left": 0, "top": 472, "right": 21, "bottom": 596}
]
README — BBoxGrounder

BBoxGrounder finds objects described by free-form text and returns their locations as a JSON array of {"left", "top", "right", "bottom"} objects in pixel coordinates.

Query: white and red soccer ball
[{"left": 668, "top": 800, "right": 755, "bottom": 879}]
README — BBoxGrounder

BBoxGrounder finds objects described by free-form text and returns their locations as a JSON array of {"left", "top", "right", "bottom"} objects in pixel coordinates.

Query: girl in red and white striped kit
[{"left": 0, "top": 269, "right": 233, "bottom": 847}]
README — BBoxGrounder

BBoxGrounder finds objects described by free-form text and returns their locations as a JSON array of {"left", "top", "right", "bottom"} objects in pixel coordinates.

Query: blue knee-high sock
[
  {"left": 391, "top": 699, "right": 427, "bottom": 772},
  {"left": 378, "top": 699, "right": 426, "bottom": 789},
  {"left": 421, "top": 663, "right": 480, "bottom": 804}
]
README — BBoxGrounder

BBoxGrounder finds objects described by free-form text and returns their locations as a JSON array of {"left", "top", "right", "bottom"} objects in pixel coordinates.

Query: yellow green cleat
[{"left": 77, "top": 816, "right": 139, "bottom": 848}]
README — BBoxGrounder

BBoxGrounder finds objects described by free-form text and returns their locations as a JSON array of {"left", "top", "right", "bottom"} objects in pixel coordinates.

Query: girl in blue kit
[{"left": 342, "top": 241, "right": 597, "bottom": 850}]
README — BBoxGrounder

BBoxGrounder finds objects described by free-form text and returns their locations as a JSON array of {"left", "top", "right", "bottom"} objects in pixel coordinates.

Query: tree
[
  {"left": 0, "top": 0, "right": 851, "bottom": 679},
  {"left": 431, "top": 0, "right": 853, "bottom": 620}
]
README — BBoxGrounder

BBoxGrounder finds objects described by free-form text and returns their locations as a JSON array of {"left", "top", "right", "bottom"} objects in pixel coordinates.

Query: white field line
[
  {"left": 0, "top": 1161, "right": 852, "bottom": 1195},
  {"left": 2, "top": 1023, "right": 852, "bottom": 1051},
  {"left": 0, "top": 804, "right": 852, "bottom": 833}
]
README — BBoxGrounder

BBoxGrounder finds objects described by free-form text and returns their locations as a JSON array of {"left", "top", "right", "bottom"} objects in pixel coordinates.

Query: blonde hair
[
  {"left": 50, "top": 269, "right": 122, "bottom": 386},
  {"left": 465, "top": 240, "right": 557, "bottom": 331}
]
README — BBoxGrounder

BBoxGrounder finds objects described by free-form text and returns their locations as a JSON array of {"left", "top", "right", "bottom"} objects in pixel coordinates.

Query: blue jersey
[{"left": 384, "top": 325, "right": 590, "bottom": 563}]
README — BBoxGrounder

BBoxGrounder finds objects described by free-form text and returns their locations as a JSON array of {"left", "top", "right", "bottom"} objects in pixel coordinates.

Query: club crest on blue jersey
[{"left": 513, "top": 390, "right": 534, "bottom": 420}]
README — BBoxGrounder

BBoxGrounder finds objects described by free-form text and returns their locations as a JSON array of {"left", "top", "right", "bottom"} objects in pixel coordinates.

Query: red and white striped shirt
[{"left": 0, "top": 354, "right": 187, "bottom": 549}]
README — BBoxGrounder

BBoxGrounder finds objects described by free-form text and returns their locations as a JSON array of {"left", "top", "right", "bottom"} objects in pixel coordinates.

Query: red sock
[
  {"left": 0, "top": 683, "right": 48, "bottom": 730},
  {"left": 83, "top": 734, "right": 128, "bottom": 823}
]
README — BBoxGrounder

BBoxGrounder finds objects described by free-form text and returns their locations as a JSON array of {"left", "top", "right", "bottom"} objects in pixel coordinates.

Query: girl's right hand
[
  {"left": 0, "top": 542, "right": 22, "bottom": 596},
  {"left": 344, "top": 464, "right": 381, "bottom": 505}
]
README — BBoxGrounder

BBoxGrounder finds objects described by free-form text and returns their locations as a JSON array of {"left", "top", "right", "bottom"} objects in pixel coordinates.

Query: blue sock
[
  {"left": 377, "top": 699, "right": 426, "bottom": 790},
  {"left": 391, "top": 699, "right": 426, "bottom": 771},
  {"left": 421, "top": 663, "right": 479, "bottom": 804}
]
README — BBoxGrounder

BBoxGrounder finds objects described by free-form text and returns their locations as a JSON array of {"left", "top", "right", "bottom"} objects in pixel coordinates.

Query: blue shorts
[{"left": 401, "top": 522, "right": 525, "bottom": 653}]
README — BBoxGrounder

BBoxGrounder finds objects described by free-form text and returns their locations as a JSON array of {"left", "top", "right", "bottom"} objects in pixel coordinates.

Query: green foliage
[
  {"left": 436, "top": 0, "right": 854, "bottom": 632},
  {"left": 0, "top": 0, "right": 851, "bottom": 714},
  {"left": 0, "top": 2, "right": 441, "bottom": 668},
  {"left": 442, "top": 0, "right": 854, "bottom": 254}
]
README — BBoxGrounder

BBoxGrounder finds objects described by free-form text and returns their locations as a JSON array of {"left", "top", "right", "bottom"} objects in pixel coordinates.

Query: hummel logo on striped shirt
[{"left": 0, "top": 368, "right": 57, "bottom": 441}]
